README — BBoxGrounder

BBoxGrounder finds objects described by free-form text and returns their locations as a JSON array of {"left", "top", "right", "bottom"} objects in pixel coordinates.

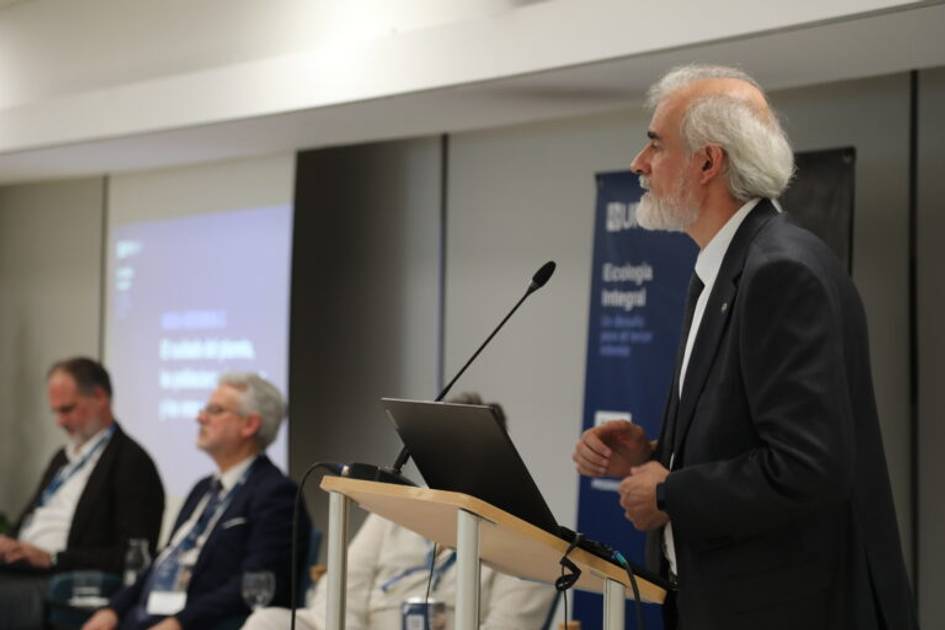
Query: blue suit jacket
[{"left": 111, "top": 454, "right": 310, "bottom": 629}]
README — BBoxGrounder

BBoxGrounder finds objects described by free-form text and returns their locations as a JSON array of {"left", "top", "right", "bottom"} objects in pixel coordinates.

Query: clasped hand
[
  {"left": 572, "top": 420, "right": 669, "bottom": 531},
  {"left": 0, "top": 534, "right": 52, "bottom": 568},
  {"left": 82, "top": 609, "right": 181, "bottom": 630},
  {"left": 572, "top": 420, "right": 653, "bottom": 477},
  {"left": 618, "top": 461, "right": 670, "bottom": 531}
]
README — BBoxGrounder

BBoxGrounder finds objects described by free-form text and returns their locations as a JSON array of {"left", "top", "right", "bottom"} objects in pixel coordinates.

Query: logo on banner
[{"left": 605, "top": 201, "right": 639, "bottom": 232}]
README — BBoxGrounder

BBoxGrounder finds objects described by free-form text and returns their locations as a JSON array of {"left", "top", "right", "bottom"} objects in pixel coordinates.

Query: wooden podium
[{"left": 320, "top": 476, "right": 665, "bottom": 630}]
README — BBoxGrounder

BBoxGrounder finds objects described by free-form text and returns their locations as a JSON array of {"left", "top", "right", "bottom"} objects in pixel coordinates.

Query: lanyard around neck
[
  {"left": 380, "top": 544, "right": 457, "bottom": 593},
  {"left": 174, "top": 459, "right": 256, "bottom": 554},
  {"left": 39, "top": 425, "right": 115, "bottom": 506}
]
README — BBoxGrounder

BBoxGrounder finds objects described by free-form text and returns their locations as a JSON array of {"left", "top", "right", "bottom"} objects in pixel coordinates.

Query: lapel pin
[{"left": 721, "top": 302, "right": 729, "bottom": 313}]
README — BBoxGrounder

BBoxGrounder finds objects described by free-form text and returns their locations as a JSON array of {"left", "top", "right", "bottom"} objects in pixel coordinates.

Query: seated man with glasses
[{"left": 83, "top": 373, "right": 310, "bottom": 630}]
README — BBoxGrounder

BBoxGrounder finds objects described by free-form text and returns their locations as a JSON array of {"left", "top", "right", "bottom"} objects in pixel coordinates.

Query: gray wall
[
  {"left": 289, "top": 138, "right": 442, "bottom": 541},
  {"left": 918, "top": 66, "right": 945, "bottom": 630},
  {"left": 0, "top": 178, "right": 105, "bottom": 518},
  {"left": 776, "top": 73, "right": 914, "bottom": 568}
]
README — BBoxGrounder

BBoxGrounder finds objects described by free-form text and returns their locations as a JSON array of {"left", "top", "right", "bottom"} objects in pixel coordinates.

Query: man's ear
[
  {"left": 698, "top": 145, "right": 726, "bottom": 183},
  {"left": 242, "top": 414, "right": 263, "bottom": 440},
  {"left": 91, "top": 386, "right": 109, "bottom": 408}
]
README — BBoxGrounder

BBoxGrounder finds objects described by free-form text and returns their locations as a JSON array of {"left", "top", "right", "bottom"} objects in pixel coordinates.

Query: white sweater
[{"left": 243, "top": 513, "right": 557, "bottom": 630}]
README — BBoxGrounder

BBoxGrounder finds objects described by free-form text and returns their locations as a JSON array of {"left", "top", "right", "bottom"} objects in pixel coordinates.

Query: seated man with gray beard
[{"left": 0, "top": 357, "right": 165, "bottom": 630}]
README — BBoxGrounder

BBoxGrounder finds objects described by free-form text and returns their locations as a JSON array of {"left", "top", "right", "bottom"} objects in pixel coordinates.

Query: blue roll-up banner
[{"left": 573, "top": 171, "right": 697, "bottom": 629}]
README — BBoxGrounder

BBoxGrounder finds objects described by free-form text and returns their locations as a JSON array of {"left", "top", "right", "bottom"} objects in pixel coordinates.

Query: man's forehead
[
  {"left": 648, "top": 99, "right": 681, "bottom": 136},
  {"left": 210, "top": 384, "right": 240, "bottom": 402},
  {"left": 48, "top": 371, "right": 78, "bottom": 391}
]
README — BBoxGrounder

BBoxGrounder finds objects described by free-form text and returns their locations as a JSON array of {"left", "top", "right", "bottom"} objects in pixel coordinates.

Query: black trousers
[
  {"left": 663, "top": 589, "right": 680, "bottom": 630},
  {"left": 0, "top": 568, "right": 49, "bottom": 630}
]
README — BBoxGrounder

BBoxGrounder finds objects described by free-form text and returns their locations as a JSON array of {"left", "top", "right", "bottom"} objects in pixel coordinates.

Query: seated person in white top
[
  {"left": 0, "top": 357, "right": 164, "bottom": 630},
  {"left": 241, "top": 394, "right": 557, "bottom": 630}
]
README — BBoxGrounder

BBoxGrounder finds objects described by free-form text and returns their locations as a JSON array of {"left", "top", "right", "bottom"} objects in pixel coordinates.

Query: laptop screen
[{"left": 381, "top": 397, "right": 561, "bottom": 536}]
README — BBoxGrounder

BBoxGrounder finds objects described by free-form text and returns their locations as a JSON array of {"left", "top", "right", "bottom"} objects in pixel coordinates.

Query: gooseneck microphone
[
  {"left": 340, "top": 260, "right": 557, "bottom": 485},
  {"left": 289, "top": 261, "right": 557, "bottom": 630},
  {"left": 388, "top": 260, "right": 556, "bottom": 474}
]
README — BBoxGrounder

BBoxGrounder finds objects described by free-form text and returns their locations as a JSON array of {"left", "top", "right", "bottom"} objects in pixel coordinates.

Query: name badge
[
  {"left": 146, "top": 591, "right": 187, "bottom": 616},
  {"left": 179, "top": 548, "right": 199, "bottom": 567}
]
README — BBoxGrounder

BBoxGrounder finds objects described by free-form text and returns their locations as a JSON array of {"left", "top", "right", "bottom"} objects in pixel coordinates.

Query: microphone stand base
[{"left": 342, "top": 463, "right": 416, "bottom": 486}]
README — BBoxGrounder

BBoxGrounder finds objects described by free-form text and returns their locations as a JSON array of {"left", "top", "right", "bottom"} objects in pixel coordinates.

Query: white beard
[
  {"left": 70, "top": 416, "right": 105, "bottom": 450},
  {"left": 637, "top": 175, "right": 699, "bottom": 232}
]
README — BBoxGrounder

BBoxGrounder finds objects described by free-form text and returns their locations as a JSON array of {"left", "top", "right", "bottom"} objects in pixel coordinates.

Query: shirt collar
[
  {"left": 216, "top": 454, "right": 258, "bottom": 492},
  {"left": 65, "top": 424, "right": 111, "bottom": 462},
  {"left": 694, "top": 198, "right": 761, "bottom": 287}
]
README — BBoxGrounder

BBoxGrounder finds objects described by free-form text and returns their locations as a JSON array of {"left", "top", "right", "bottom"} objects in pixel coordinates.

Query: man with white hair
[
  {"left": 83, "top": 373, "right": 310, "bottom": 630},
  {"left": 573, "top": 65, "right": 916, "bottom": 629}
]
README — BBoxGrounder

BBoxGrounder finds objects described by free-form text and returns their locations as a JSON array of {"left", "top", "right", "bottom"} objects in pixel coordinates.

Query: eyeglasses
[{"left": 200, "top": 404, "right": 244, "bottom": 417}]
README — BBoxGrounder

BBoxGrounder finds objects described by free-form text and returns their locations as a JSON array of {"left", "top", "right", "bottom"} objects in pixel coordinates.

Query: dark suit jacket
[
  {"left": 13, "top": 422, "right": 165, "bottom": 573},
  {"left": 647, "top": 201, "right": 917, "bottom": 630},
  {"left": 110, "top": 454, "right": 310, "bottom": 629}
]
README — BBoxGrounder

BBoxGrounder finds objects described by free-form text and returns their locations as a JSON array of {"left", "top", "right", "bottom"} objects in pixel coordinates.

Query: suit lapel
[
  {"left": 660, "top": 399, "right": 677, "bottom": 466},
  {"left": 657, "top": 339, "right": 686, "bottom": 466},
  {"left": 672, "top": 201, "right": 778, "bottom": 458},
  {"left": 191, "top": 455, "right": 266, "bottom": 576}
]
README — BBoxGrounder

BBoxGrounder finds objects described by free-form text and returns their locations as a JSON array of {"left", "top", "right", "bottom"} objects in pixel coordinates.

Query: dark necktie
[
  {"left": 664, "top": 272, "right": 704, "bottom": 461},
  {"left": 178, "top": 479, "right": 224, "bottom": 552},
  {"left": 144, "top": 479, "right": 224, "bottom": 595}
]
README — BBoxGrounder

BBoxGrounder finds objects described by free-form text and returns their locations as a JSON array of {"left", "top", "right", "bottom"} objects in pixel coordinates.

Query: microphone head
[{"left": 528, "top": 261, "right": 556, "bottom": 293}]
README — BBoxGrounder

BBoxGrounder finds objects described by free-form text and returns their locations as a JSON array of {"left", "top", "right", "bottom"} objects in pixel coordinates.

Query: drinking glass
[
  {"left": 241, "top": 570, "right": 275, "bottom": 610},
  {"left": 69, "top": 571, "right": 103, "bottom": 607},
  {"left": 124, "top": 538, "right": 151, "bottom": 586}
]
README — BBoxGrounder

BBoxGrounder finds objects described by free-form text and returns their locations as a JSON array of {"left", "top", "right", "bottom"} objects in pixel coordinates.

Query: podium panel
[{"left": 321, "top": 476, "right": 665, "bottom": 605}]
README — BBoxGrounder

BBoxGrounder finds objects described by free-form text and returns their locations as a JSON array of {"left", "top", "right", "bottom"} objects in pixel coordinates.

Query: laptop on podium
[
  {"left": 380, "top": 396, "right": 672, "bottom": 592},
  {"left": 381, "top": 397, "right": 560, "bottom": 536}
]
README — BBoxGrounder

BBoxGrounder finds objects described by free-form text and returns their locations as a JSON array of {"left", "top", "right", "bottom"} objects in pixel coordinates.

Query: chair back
[{"left": 46, "top": 571, "right": 122, "bottom": 630}]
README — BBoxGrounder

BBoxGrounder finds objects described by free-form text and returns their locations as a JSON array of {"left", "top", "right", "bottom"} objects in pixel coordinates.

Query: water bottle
[{"left": 124, "top": 538, "right": 151, "bottom": 586}]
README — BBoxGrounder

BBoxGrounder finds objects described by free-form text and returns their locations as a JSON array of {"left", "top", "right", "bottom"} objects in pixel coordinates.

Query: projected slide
[{"left": 107, "top": 205, "right": 292, "bottom": 498}]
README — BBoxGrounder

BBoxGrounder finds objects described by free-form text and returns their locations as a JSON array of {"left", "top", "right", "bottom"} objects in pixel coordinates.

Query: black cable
[
  {"left": 290, "top": 462, "right": 345, "bottom": 630},
  {"left": 560, "top": 565, "right": 569, "bottom": 628},
  {"left": 424, "top": 542, "right": 438, "bottom": 604},
  {"left": 612, "top": 551, "right": 645, "bottom": 630},
  {"left": 907, "top": 67, "right": 920, "bottom": 604},
  {"left": 556, "top": 530, "right": 649, "bottom": 630},
  {"left": 555, "top": 535, "right": 581, "bottom": 629}
]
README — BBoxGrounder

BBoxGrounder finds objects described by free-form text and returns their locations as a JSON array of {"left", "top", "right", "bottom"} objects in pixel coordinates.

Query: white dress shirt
[
  {"left": 19, "top": 425, "right": 113, "bottom": 554},
  {"left": 665, "top": 198, "right": 762, "bottom": 576}
]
